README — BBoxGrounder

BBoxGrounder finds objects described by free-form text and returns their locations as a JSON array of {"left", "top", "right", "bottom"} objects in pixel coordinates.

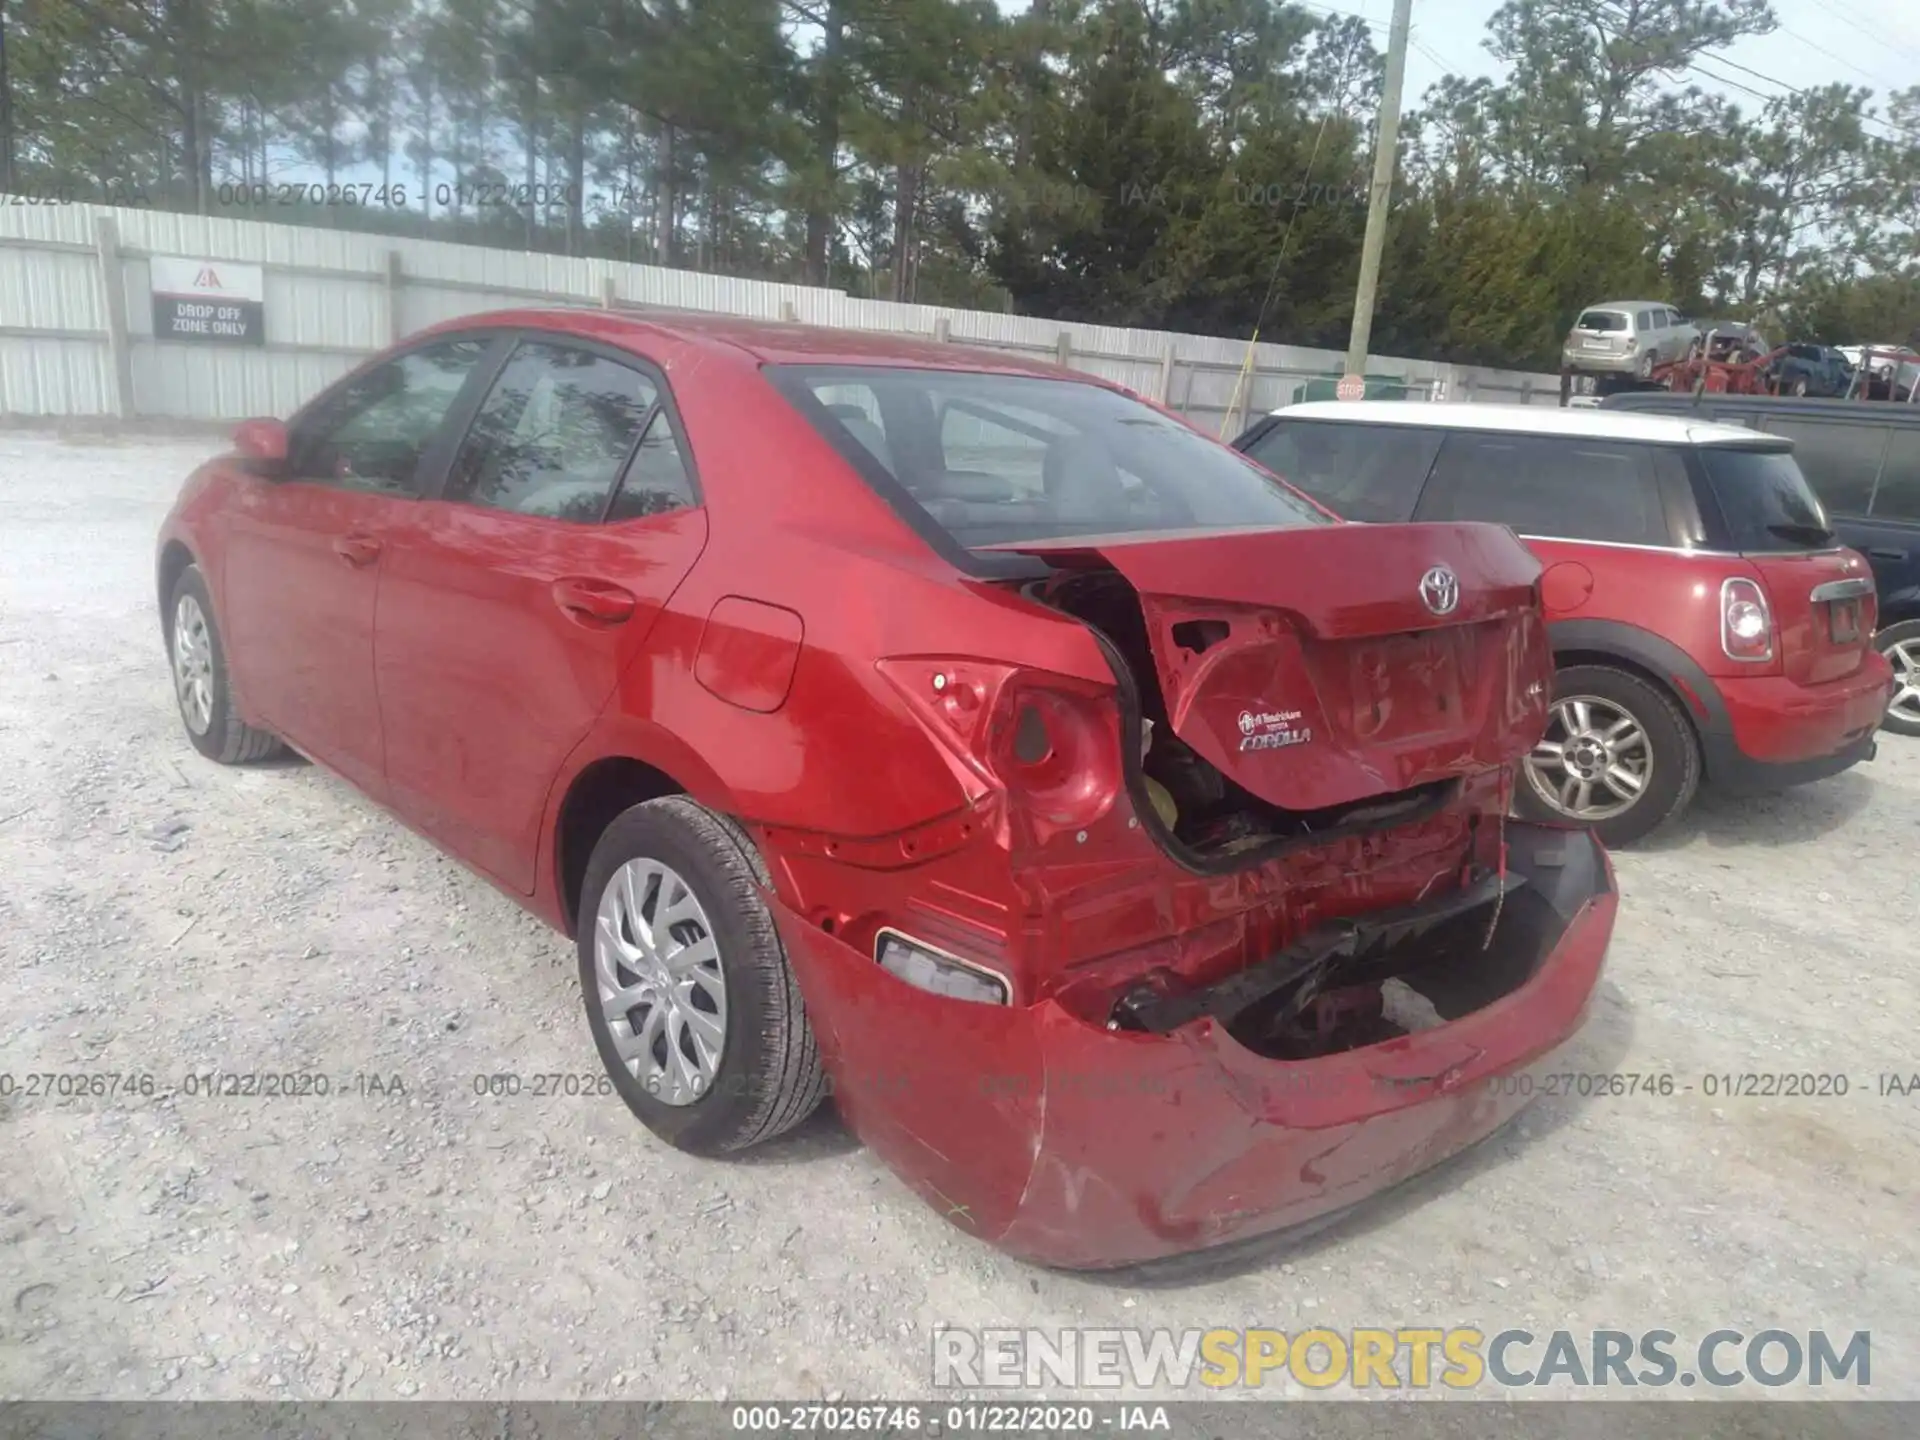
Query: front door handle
[
  {"left": 333, "top": 533, "right": 382, "bottom": 567},
  {"left": 552, "top": 577, "right": 637, "bottom": 625},
  {"left": 1868, "top": 548, "right": 1908, "bottom": 562}
]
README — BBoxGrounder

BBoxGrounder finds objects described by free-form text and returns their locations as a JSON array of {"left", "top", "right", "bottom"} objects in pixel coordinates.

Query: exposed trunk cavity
[{"left": 1034, "top": 566, "right": 1469, "bottom": 866}]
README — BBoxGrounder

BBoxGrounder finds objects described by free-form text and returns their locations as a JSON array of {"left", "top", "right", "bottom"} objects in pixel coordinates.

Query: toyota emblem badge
[{"left": 1419, "top": 564, "right": 1460, "bottom": 616}]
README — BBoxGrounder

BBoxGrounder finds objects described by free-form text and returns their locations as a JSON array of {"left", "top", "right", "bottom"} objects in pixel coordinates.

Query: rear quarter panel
[
  {"left": 530, "top": 346, "right": 1120, "bottom": 930},
  {"left": 1529, "top": 538, "right": 1747, "bottom": 682}
]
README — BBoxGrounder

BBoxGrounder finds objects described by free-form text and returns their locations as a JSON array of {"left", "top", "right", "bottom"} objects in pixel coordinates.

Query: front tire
[
  {"left": 165, "top": 564, "right": 284, "bottom": 764},
  {"left": 577, "top": 796, "right": 826, "bottom": 1156},
  {"left": 1877, "top": 620, "right": 1920, "bottom": 737},
  {"left": 1517, "top": 664, "right": 1700, "bottom": 847}
]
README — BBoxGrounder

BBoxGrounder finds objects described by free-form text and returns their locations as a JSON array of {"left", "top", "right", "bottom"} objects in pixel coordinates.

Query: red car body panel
[
  {"left": 158, "top": 308, "right": 1616, "bottom": 1268},
  {"left": 993, "top": 524, "right": 1549, "bottom": 811},
  {"left": 1529, "top": 536, "right": 1890, "bottom": 782}
]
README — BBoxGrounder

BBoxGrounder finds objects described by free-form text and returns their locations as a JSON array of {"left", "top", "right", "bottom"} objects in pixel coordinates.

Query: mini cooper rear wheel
[
  {"left": 1878, "top": 620, "right": 1920, "bottom": 737},
  {"left": 1517, "top": 664, "right": 1699, "bottom": 847},
  {"left": 165, "top": 564, "right": 284, "bottom": 764},
  {"left": 577, "top": 795, "right": 826, "bottom": 1155}
]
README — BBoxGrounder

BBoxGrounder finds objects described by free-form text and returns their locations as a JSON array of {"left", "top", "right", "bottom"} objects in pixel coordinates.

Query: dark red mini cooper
[{"left": 157, "top": 309, "right": 1617, "bottom": 1268}]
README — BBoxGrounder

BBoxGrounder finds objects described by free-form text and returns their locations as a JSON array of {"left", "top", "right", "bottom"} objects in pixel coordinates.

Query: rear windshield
[
  {"left": 1576, "top": 311, "right": 1629, "bottom": 333},
  {"left": 768, "top": 365, "right": 1330, "bottom": 550},
  {"left": 1697, "top": 446, "right": 1836, "bottom": 553}
]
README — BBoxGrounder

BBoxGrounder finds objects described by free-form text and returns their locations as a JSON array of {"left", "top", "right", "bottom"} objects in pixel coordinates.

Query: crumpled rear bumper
[{"left": 773, "top": 824, "right": 1616, "bottom": 1270}]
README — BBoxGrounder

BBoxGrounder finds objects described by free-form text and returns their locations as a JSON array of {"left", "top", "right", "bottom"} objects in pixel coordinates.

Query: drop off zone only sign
[{"left": 150, "top": 257, "right": 266, "bottom": 346}]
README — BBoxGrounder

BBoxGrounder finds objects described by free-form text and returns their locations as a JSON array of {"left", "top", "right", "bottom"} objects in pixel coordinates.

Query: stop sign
[{"left": 1335, "top": 374, "right": 1365, "bottom": 401}]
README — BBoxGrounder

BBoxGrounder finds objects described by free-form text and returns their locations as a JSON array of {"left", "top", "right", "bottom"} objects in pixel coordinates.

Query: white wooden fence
[{"left": 0, "top": 202, "right": 1563, "bottom": 429}]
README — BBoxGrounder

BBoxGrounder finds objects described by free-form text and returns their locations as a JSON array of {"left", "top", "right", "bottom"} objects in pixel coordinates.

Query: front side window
[
  {"left": 769, "top": 365, "right": 1330, "bottom": 551},
  {"left": 292, "top": 338, "right": 488, "bottom": 494},
  {"left": 1415, "top": 433, "right": 1673, "bottom": 547},
  {"left": 445, "top": 341, "right": 661, "bottom": 523},
  {"left": 1240, "top": 418, "right": 1442, "bottom": 522}
]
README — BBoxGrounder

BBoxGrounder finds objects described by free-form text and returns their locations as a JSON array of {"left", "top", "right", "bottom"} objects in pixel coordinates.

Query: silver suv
[{"left": 1562, "top": 301, "right": 1698, "bottom": 381}]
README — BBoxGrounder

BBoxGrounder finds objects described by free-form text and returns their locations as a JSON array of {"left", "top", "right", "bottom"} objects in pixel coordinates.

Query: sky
[{"left": 1308, "top": 0, "right": 1920, "bottom": 123}]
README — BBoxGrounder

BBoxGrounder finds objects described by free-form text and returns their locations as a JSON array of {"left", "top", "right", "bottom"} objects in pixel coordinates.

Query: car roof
[
  {"left": 1264, "top": 400, "right": 1775, "bottom": 447},
  {"left": 1603, "top": 391, "right": 1920, "bottom": 423},
  {"left": 1582, "top": 300, "right": 1665, "bottom": 311},
  {"left": 418, "top": 306, "right": 1088, "bottom": 380}
]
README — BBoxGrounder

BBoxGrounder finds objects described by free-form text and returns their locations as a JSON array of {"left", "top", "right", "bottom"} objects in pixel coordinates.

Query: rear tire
[
  {"left": 1877, "top": 620, "right": 1920, "bottom": 737},
  {"left": 1516, "top": 664, "right": 1700, "bottom": 848},
  {"left": 165, "top": 564, "right": 284, "bottom": 765},
  {"left": 1791, "top": 376, "right": 1810, "bottom": 397},
  {"left": 1636, "top": 349, "right": 1655, "bottom": 380},
  {"left": 577, "top": 796, "right": 826, "bottom": 1156}
]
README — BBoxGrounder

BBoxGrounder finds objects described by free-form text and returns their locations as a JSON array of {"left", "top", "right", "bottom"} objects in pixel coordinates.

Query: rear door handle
[
  {"left": 332, "top": 533, "right": 382, "bottom": 567},
  {"left": 1868, "top": 548, "right": 1908, "bottom": 562},
  {"left": 552, "top": 577, "right": 637, "bottom": 625}
]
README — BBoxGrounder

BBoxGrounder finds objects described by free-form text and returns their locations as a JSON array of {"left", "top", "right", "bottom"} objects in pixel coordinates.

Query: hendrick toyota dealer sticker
[{"left": 149, "top": 256, "right": 266, "bottom": 345}]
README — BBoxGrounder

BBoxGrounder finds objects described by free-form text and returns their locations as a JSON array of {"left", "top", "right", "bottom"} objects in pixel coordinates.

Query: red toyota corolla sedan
[{"left": 156, "top": 308, "right": 1618, "bottom": 1269}]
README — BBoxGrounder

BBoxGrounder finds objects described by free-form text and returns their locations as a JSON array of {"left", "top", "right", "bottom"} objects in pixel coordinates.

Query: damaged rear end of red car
[{"left": 759, "top": 370, "right": 1617, "bottom": 1270}]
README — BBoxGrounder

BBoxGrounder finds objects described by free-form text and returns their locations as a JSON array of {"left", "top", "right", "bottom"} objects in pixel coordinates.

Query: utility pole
[
  {"left": 1, "top": 0, "right": 14, "bottom": 193},
  {"left": 1343, "top": 0, "right": 1414, "bottom": 380}
]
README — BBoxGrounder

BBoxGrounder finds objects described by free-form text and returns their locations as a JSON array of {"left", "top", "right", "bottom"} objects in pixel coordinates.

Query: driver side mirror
[{"left": 233, "top": 418, "right": 289, "bottom": 476}]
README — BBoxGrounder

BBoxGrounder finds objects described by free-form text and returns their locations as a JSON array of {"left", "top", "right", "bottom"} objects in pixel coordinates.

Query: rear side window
[
  {"left": 768, "top": 365, "right": 1330, "bottom": 550},
  {"left": 1239, "top": 418, "right": 1442, "bottom": 522},
  {"left": 1579, "top": 311, "right": 1627, "bottom": 333},
  {"left": 1415, "top": 432, "right": 1673, "bottom": 547},
  {"left": 445, "top": 341, "right": 660, "bottom": 523},
  {"left": 1760, "top": 418, "right": 1888, "bottom": 516},
  {"left": 1873, "top": 430, "right": 1920, "bottom": 521},
  {"left": 1635, "top": 310, "right": 1652, "bottom": 333},
  {"left": 606, "top": 412, "right": 697, "bottom": 521},
  {"left": 1696, "top": 447, "right": 1834, "bottom": 552}
]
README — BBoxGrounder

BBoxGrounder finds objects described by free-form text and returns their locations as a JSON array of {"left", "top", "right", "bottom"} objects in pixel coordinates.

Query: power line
[
  {"left": 1682, "top": 57, "right": 1906, "bottom": 145},
  {"left": 1802, "top": 0, "right": 1920, "bottom": 70},
  {"left": 1776, "top": 24, "right": 1904, "bottom": 91}
]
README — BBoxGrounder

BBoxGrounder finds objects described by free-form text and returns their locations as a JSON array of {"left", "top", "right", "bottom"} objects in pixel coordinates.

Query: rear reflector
[{"left": 876, "top": 930, "right": 1010, "bottom": 1005}]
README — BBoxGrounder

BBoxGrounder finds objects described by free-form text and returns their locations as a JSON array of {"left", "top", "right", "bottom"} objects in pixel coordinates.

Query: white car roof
[{"left": 1264, "top": 401, "right": 1777, "bottom": 447}]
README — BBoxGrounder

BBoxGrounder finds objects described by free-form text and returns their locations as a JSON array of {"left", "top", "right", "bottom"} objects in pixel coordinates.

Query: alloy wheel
[
  {"left": 171, "top": 594, "right": 215, "bottom": 736},
  {"left": 1889, "top": 638, "right": 1920, "bottom": 728},
  {"left": 593, "top": 857, "right": 727, "bottom": 1106},
  {"left": 1524, "top": 695, "right": 1652, "bottom": 822}
]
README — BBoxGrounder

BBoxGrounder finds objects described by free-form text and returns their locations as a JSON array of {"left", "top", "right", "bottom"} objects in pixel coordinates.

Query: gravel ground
[{"left": 1, "top": 428, "right": 1916, "bottom": 1406}]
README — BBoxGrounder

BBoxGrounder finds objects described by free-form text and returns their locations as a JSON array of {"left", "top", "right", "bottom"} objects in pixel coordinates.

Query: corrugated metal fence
[{"left": 0, "top": 202, "right": 1562, "bottom": 427}]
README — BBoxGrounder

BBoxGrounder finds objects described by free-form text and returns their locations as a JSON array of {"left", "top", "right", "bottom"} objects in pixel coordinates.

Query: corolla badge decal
[
  {"left": 1420, "top": 564, "right": 1460, "bottom": 616},
  {"left": 1237, "top": 708, "right": 1313, "bottom": 751}
]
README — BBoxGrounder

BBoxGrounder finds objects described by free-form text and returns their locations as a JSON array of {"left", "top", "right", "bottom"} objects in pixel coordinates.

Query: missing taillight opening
[
  {"left": 875, "top": 657, "right": 1123, "bottom": 837},
  {"left": 989, "top": 687, "right": 1122, "bottom": 833}
]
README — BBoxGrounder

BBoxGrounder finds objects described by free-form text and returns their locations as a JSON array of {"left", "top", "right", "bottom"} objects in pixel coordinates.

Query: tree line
[{"left": 5, "top": 0, "right": 1919, "bottom": 370}]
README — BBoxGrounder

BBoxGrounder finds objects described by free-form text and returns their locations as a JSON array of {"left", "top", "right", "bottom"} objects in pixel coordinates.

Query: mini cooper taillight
[{"left": 1720, "top": 576, "right": 1774, "bottom": 662}]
